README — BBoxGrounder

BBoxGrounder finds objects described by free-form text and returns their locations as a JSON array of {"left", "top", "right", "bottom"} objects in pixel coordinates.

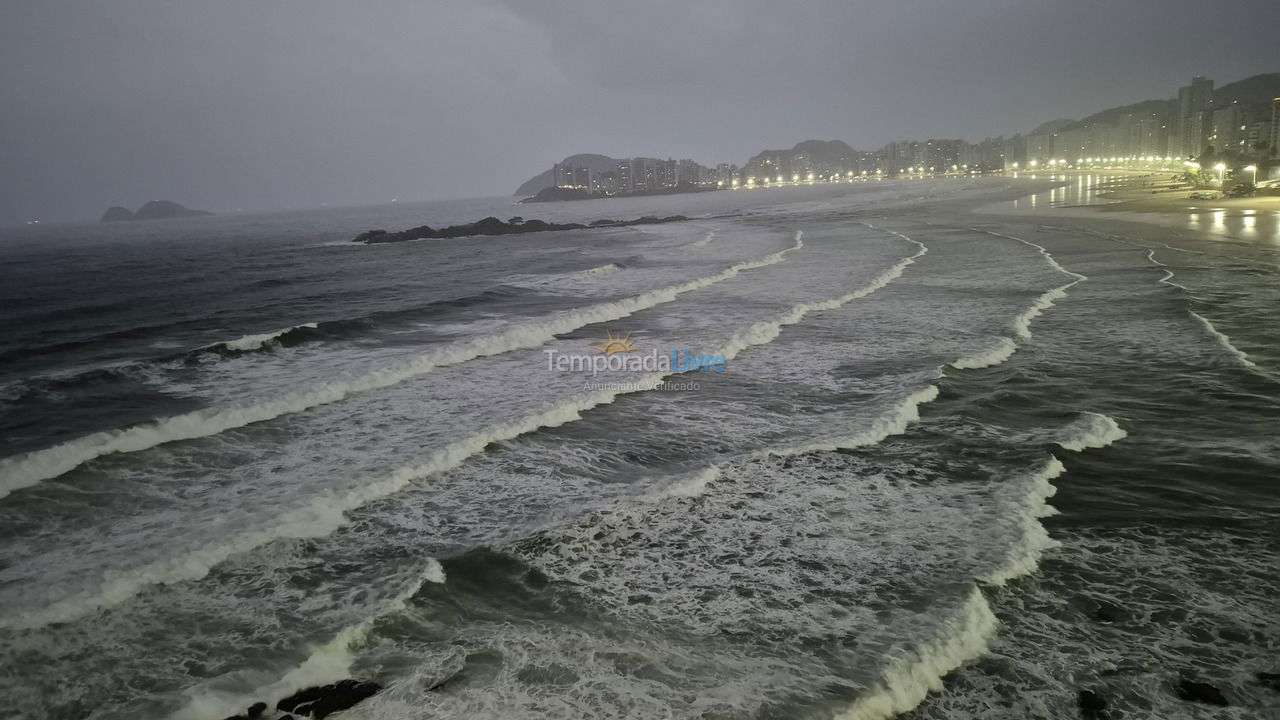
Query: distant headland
[
  {"left": 100, "top": 201, "right": 212, "bottom": 222},
  {"left": 512, "top": 72, "right": 1280, "bottom": 198}
]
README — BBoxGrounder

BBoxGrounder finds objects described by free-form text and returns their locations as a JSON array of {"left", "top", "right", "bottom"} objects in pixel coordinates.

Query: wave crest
[{"left": 1057, "top": 412, "right": 1127, "bottom": 452}]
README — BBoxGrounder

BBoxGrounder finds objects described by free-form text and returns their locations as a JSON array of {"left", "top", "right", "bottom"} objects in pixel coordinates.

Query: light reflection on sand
[{"left": 985, "top": 173, "right": 1280, "bottom": 245}]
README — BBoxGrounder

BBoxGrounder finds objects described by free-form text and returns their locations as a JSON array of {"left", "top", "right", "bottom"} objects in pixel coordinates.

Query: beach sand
[{"left": 1086, "top": 171, "right": 1280, "bottom": 215}]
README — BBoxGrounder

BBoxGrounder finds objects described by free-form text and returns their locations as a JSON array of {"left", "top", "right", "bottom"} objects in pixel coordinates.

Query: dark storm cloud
[{"left": 2, "top": 0, "right": 1277, "bottom": 224}]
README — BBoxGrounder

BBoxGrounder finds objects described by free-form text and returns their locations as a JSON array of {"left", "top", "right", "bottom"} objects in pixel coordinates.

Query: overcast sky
[{"left": 2, "top": 0, "right": 1277, "bottom": 223}]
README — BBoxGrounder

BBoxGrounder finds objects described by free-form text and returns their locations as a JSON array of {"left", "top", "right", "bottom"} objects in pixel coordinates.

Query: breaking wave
[
  {"left": 644, "top": 466, "right": 722, "bottom": 501},
  {"left": 836, "top": 588, "right": 998, "bottom": 720},
  {"left": 764, "top": 385, "right": 940, "bottom": 458},
  {"left": 2, "top": 229, "right": 930, "bottom": 627},
  {"left": 951, "top": 337, "right": 1017, "bottom": 370},
  {"left": 0, "top": 234, "right": 806, "bottom": 499},
  {"left": 168, "top": 560, "right": 444, "bottom": 720},
  {"left": 977, "top": 229, "right": 1086, "bottom": 341},
  {"left": 206, "top": 323, "right": 321, "bottom": 354},
  {"left": 1189, "top": 311, "right": 1256, "bottom": 368},
  {"left": 982, "top": 456, "right": 1064, "bottom": 586},
  {"left": 1057, "top": 412, "right": 1127, "bottom": 452},
  {"left": 584, "top": 263, "right": 622, "bottom": 276},
  {"left": 838, "top": 456, "right": 1065, "bottom": 720}
]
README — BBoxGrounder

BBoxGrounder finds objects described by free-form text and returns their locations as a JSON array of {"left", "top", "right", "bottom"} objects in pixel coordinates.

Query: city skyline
[{"left": 534, "top": 72, "right": 1280, "bottom": 198}]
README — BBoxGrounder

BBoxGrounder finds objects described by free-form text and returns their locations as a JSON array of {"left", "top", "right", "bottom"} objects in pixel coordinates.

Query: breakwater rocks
[{"left": 353, "top": 214, "right": 689, "bottom": 243}]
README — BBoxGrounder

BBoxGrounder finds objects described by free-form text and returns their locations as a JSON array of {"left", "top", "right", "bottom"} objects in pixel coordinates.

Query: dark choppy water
[{"left": 0, "top": 178, "right": 1276, "bottom": 720}]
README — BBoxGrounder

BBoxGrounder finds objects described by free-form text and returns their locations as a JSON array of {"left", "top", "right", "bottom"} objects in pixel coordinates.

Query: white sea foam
[
  {"left": 982, "top": 456, "right": 1064, "bottom": 586},
  {"left": 837, "top": 457, "right": 1067, "bottom": 720},
  {"left": 977, "top": 229, "right": 1086, "bottom": 341},
  {"left": 950, "top": 337, "right": 1017, "bottom": 370},
  {"left": 1189, "top": 311, "right": 1257, "bottom": 368},
  {"left": 0, "top": 391, "right": 644, "bottom": 630},
  {"left": 647, "top": 384, "right": 939, "bottom": 502},
  {"left": 1057, "top": 412, "right": 1127, "bottom": 452},
  {"left": 836, "top": 588, "right": 998, "bottom": 720},
  {"left": 0, "top": 234, "right": 807, "bottom": 499},
  {"left": 764, "top": 385, "right": 940, "bottom": 458},
  {"left": 169, "top": 561, "right": 443, "bottom": 720},
  {"left": 980, "top": 230, "right": 1086, "bottom": 284},
  {"left": 1011, "top": 285, "right": 1069, "bottom": 341},
  {"left": 1145, "top": 249, "right": 1194, "bottom": 292},
  {"left": 1148, "top": 249, "right": 1271, "bottom": 377},
  {"left": 702, "top": 228, "right": 925, "bottom": 373},
  {"left": 2, "top": 230, "right": 937, "bottom": 627},
  {"left": 1142, "top": 247, "right": 1270, "bottom": 376}
]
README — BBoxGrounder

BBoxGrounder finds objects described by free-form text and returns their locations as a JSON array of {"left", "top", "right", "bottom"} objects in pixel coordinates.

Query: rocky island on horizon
[{"left": 100, "top": 200, "right": 213, "bottom": 222}]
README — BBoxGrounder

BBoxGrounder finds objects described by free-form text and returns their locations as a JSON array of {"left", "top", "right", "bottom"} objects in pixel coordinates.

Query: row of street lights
[{"left": 1185, "top": 160, "right": 1258, "bottom": 185}]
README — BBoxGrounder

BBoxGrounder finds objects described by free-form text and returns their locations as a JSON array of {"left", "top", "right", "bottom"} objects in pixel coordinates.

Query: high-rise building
[
  {"left": 656, "top": 158, "right": 678, "bottom": 188},
  {"left": 596, "top": 171, "right": 618, "bottom": 195},
  {"left": 1024, "top": 133, "right": 1052, "bottom": 164},
  {"left": 616, "top": 161, "right": 633, "bottom": 192},
  {"left": 552, "top": 163, "right": 577, "bottom": 188},
  {"left": 1174, "top": 75, "right": 1214, "bottom": 158},
  {"left": 632, "top": 158, "right": 654, "bottom": 192},
  {"left": 677, "top": 159, "right": 703, "bottom": 185},
  {"left": 1272, "top": 97, "right": 1280, "bottom": 158},
  {"left": 922, "top": 139, "right": 964, "bottom": 170},
  {"left": 1211, "top": 104, "right": 1244, "bottom": 154}
]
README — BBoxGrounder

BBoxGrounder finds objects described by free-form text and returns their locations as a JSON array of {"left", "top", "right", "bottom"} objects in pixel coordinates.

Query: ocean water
[{"left": 0, "top": 178, "right": 1276, "bottom": 720}]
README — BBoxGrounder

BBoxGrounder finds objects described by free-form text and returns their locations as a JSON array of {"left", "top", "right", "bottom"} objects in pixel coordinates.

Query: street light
[
  {"left": 1244, "top": 164, "right": 1257, "bottom": 184},
  {"left": 1214, "top": 163, "right": 1226, "bottom": 184}
]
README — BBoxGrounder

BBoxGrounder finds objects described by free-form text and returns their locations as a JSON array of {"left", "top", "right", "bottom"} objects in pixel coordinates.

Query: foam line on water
[
  {"left": 0, "top": 233, "right": 806, "bottom": 499},
  {"left": 1011, "top": 285, "right": 1069, "bottom": 341},
  {"left": 976, "top": 229, "right": 1085, "bottom": 341},
  {"left": 950, "top": 337, "right": 1017, "bottom": 370},
  {"left": 1144, "top": 243, "right": 1273, "bottom": 379},
  {"left": 761, "top": 385, "right": 940, "bottom": 458},
  {"left": 1076, "top": 224, "right": 1277, "bottom": 270},
  {"left": 1143, "top": 248, "right": 1194, "bottom": 293},
  {"left": 1189, "top": 311, "right": 1257, "bottom": 368},
  {"left": 4, "top": 230, "right": 932, "bottom": 628},
  {"left": 168, "top": 559, "right": 444, "bottom": 720},
  {"left": 647, "top": 382, "right": 942, "bottom": 508},
  {"left": 979, "top": 229, "right": 1087, "bottom": 284}
]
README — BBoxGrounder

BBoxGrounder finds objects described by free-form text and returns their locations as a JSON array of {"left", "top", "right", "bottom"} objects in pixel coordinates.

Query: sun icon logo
[{"left": 590, "top": 330, "right": 639, "bottom": 356}]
